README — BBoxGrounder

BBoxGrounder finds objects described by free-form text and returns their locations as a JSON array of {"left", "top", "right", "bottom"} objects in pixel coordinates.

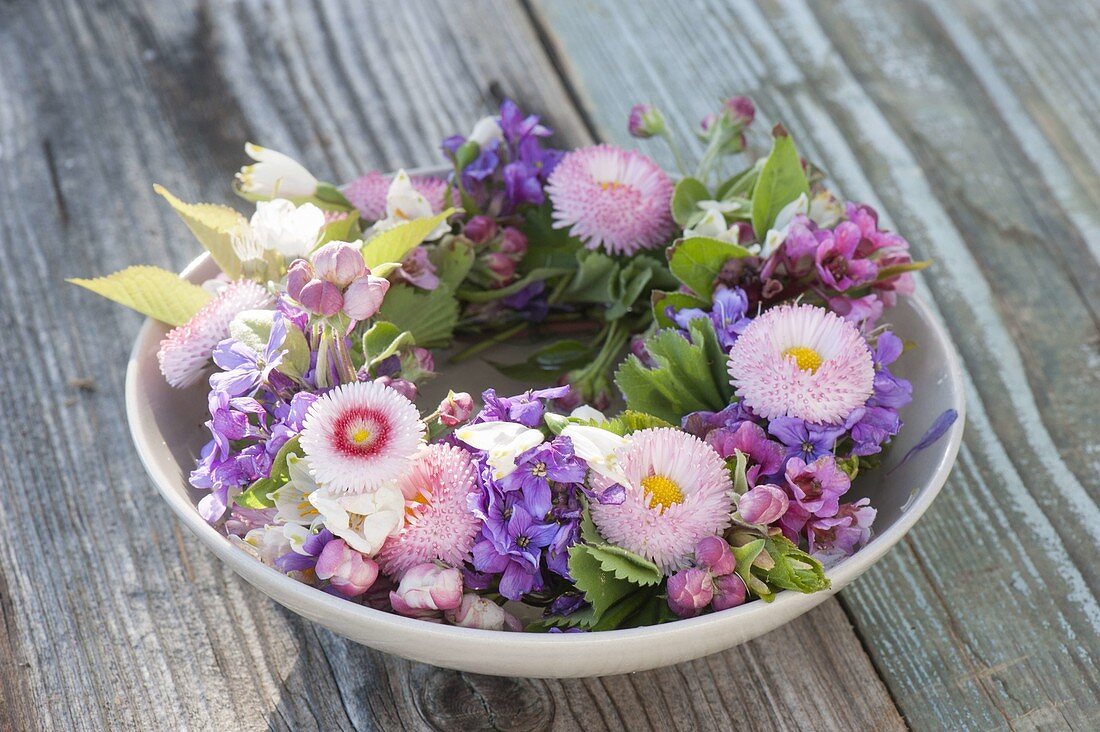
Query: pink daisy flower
[
  {"left": 156, "top": 280, "right": 273, "bottom": 388},
  {"left": 590, "top": 428, "right": 733, "bottom": 573},
  {"left": 727, "top": 303, "right": 874, "bottom": 424},
  {"left": 299, "top": 380, "right": 425, "bottom": 494},
  {"left": 546, "top": 144, "right": 674, "bottom": 256},
  {"left": 375, "top": 443, "right": 481, "bottom": 577},
  {"left": 342, "top": 171, "right": 451, "bottom": 222}
]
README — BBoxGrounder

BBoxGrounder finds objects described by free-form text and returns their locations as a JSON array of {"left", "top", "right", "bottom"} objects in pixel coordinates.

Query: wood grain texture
[
  {"left": 0, "top": 0, "right": 903, "bottom": 730},
  {"left": 530, "top": 0, "right": 1100, "bottom": 728}
]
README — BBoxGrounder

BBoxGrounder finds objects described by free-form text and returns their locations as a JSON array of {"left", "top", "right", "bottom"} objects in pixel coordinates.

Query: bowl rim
[{"left": 126, "top": 252, "right": 966, "bottom": 650}]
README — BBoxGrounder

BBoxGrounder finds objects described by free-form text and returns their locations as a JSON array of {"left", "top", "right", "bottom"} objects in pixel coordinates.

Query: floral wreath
[{"left": 73, "top": 97, "right": 954, "bottom": 632}]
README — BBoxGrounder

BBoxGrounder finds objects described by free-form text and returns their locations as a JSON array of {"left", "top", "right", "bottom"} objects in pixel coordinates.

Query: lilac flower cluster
[
  {"left": 443, "top": 99, "right": 563, "bottom": 215},
  {"left": 465, "top": 387, "right": 589, "bottom": 600}
]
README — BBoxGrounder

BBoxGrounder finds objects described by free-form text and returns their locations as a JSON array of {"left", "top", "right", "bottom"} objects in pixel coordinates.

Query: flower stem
[
  {"left": 661, "top": 131, "right": 691, "bottom": 177},
  {"left": 449, "top": 322, "right": 528, "bottom": 364}
]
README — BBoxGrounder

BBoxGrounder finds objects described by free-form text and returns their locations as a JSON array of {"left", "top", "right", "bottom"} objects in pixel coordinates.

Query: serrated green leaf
[
  {"left": 520, "top": 201, "right": 584, "bottom": 272},
  {"left": 376, "top": 283, "right": 458, "bottom": 348},
  {"left": 68, "top": 266, "right": 212, "bottom": 327},
  {"left": 671, "top": 176, "right": 711, "bottom": 228},
  {"left": 430, "top": 236, "right": 476, "bottom": 290},
  {"left": 615, "top": 328, "right": 726, "bottom": 423},
  {"left": 153, "top": 184, "right": 245, "bottom": 278},
  {"left": 525, "top": 606, "right": 596, "bottom": 632},
  {"left": 667, "top": 236, "right": 752, "bottom": 300},
  {"left": 564, "top": 250, "right": 619, "bottom": 303},
  {"left": 751, "top": 126, "right": 809, "bottom": 239},
  {"left": 585, "top": 543, "right": 662, "bottom": 586},
  {"left": 757, "top": 534, "right": 830, "bottom": 594},
  {"left": 568, "top": 545, "right": 639, "bottom": 619},
  {"left": 687, "top": 316, "right": 735, "bottom": 402},
  {"left": 361, "top": 208, "right": 456, "bottom": 269}
]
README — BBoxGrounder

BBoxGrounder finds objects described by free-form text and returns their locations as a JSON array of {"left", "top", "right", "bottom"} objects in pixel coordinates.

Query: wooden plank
[
  {"left": 529, "top": 0, "right": 1100, "bottom": 728},
  {"left": 0, "top": 0, "right": 902, "bottom": 729}
]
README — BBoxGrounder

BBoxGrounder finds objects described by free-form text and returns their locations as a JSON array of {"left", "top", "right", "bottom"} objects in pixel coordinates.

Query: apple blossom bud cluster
[{"left": 287, "top": 241, "right": 390, "bottom": 320}]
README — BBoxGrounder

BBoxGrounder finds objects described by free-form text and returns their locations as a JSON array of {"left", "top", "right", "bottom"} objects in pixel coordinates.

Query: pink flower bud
[
  {"left": 412, "top": 347, "right": 434, "bottom": 373},
  {"left": 498, "top": 227, "right": 528, "bottom": 257},
  {"left": 464, "top": 215, "right": 498, "bottom": 245},
  {"left": 311, "top": 241, "right": 367, "bottom": 287},
  {"left": 666, "top": 567, "right": 713, "bottom": 618},
  {"left": 377, "top": 376, "right": 417, "bottom": 402},
  {"left": 315, "top": 539, "right": 379, "bottom": 598},
  {"left": 297, "top": 278, "right": 344, "bottom": 316},
  {"left": 286, "top": 259, "right": 314, "bottom": 300},
  {"left": 739, "top": 484, "right": 790, "bottom": 525},
  {"left": 484, "top": 252, "right": 516, "bottom": 283},
  {"left": 389, "top": 563, "right": 463, "bottom": 616},
  {"left": 694, "top": 536, "right": 736, "bottom": 576},
  {"left": 343, "top": 275, "right": 390, "bottom": 320},
  {"left": 438, "top": 390, "right": 474, "bottom": 427},
  {"left": 711, "top": 573, "right": 747, "bottom": 611},
  {"left": 723, "top": 96, "right": 756, "bottom": 127},
  {"left": 628, "top": 103, "right": 666, "bottom": 138},
  {"left": 444, "top": 593, "right": 524, "bottom": 631}
]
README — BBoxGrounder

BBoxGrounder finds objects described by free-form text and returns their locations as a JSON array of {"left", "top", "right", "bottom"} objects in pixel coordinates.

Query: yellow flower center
[
  {"left": 405, "top": 488, "right": 432, "bottom": 521},
  {"left": 641, "top": 474, "right": 684, "bottom": 512},
  {"left": 350, "top": 427, "right": 371, "bottom": 445},
  {"left": 599, "top": 180, "right": 625, "bottom": 192},
  {"left": 782, "top": 346, "right": 823, "bottom": 373}
]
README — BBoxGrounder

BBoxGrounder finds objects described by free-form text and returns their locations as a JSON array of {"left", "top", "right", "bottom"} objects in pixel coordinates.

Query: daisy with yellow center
[
  {"left": 727, "top": 303, "right": 875, "bottom": 424},
  {"left": 589, "top": 428, "right": 733, "bottom": 573}
]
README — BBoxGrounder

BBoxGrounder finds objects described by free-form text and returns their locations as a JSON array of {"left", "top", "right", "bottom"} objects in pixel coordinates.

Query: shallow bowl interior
[{"left": 126, "top": 254, "right": 964, "bottom": 677}]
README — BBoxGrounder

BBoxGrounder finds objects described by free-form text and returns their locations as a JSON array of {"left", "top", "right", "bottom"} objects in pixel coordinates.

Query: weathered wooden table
[{"left": 1, "top": 0, "right": 1097, "bottom": 729}]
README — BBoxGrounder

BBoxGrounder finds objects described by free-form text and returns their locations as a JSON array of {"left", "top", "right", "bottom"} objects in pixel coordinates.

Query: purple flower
[
  {"left": 210, "top": 315, "right": 289, "bottom": 397},
  {"left": 672, "top": 286, "right": 751, "bottom": 351},
  {"left": 783, "top": 455, "right": 851, "bottom": 522},
  {"left": 275, "top": 529, "right": 334, "bottom": 573},
  {"left": 477, "top": 386, "right": 570, "bottom": 427},
  {"left": 694, "top": 536, "right": 736, "bottom": 576},
  {"left": 682, "top": 401, "right": 759, "bottom": 440},
  {"left": 705, "top": 421, "right": 783, "bottom": 485},
  {"left": 711, "top": 573, "right": 747, "bottom": 611},
  {"left": 807, "top": 498, "right": 876, "bottom": 562},
  {"left": 768, "top": 417, "right": 845, "bottom": 463},
  {"left": 500, "top": 280, "right": 549, "bottom": 322},
  {"left": 815, "top": 222, "right": 877, "bottom": 291},
  {"left": 501, "top": 437, "right": 587, "bottom": 518},
  {"left": 503, "top": 161, "right": 544, "bottom": 206},
  {"left": 499, "top": 98, "right": 551, "bottom": 143},
  {"left": 399, "top": 247, "right": 440, "bottom": 290}
]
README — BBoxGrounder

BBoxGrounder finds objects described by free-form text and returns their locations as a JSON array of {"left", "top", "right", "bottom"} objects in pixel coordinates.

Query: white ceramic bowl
[{"left": 126, "top": 254, "right": 965, "bottom": 678}]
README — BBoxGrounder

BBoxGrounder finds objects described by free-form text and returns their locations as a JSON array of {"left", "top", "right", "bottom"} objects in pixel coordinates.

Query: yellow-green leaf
[
  {"left": 154, "top": 184, "right": 245, "bottom": 278},
  {"left": 361, "top": 208, "right": 456, "bottom": 269},
  {"left": 68, "top": 266, "right": 211, "bottom": 326}
]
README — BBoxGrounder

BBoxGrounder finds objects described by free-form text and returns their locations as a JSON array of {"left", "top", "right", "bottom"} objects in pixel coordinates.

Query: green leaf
[
  {"left": 269, "top": 436, "right": 302, "bottom": 482},
  {"left": 229, "top": 310, "right": 311, "bottom": 379},
  {"left": 153, "top": 184, "right": 245, "bottom": 278},
  {"left": 751, "top": 125, "right": 809, "bottom": 239},
  {"left": 651, "top": 290, "right": 708, "bottom": 329},
  {"left": 361, "top": 208, "right": 456, "bottom": 269},
  {"left": 316, "top": 211, "right": 361, "bottom": 247},
  {"left": 525, "top": 607, "right": 597, "bottom": 632},
  {"left": 590, "top": 586, "right": 661, "bottom": 631},
  {"left": 730, "top": 449, "right": 749, "bottom": 495},
  {"left": 235, "top": 478, "right": 277, "bottom": 509},
  {"left": 430, "top": 237, "right": 476, "bottom": 290},
  {"left": 873, "top": 260, "right": 931, "bottom": 282},
  {"left": 376, "top": 283, "right": 459, "bottom": 348},
  {"left": 520, "top": 201, "right": 584, "bottom": 272},
  {"left": 362, "top": 321, "right": 415, "bottom": 367},
  {"left": 715, "top": 159, "right": 763, "bottom": 200},
  {"left": 757, "top": 534, "right": 830, "bottom": 594},
  {"left": 568, "top": 544, "right": 640, "bottom": 619},
  {"left": 564, "top": 250, "right": 619, "bottom": 303},
  {"left": 67, "top": 265, "right": 212, "bottom": 327},
  {"left": 606, "top": 259, "right": 654, "bottom": 320},
  {"left": 687, "top": 316, "right": 735, "bottom": 402},
  {"left": 614, "top": 328, "right": 727, "bottom": 423},
  {"left": 594, "top": 410, "right": 674, "bottom": 436},
  {"left": 732, "top": 538, "right": 774, "bottom": 600},
  {"left": 671, "top": 176, "right": 711, "bottom": 228},
  {"left": 585, "top": 543, "right": 662, "bottom": 586},
  {"left": 666, "top": 236, "right": 751, "bottom": 300}
]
